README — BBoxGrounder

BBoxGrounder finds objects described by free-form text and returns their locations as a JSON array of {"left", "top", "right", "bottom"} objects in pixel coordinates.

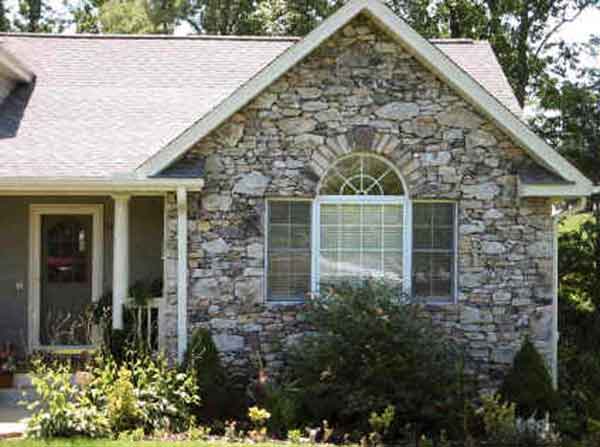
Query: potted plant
[{"left": 0, "top": 343, "right": 16, "bottom": 388}]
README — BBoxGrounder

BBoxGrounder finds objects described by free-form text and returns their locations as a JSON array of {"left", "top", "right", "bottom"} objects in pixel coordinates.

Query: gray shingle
[{"left": 0, "top": 34, "right": 522, "bottom": 179}]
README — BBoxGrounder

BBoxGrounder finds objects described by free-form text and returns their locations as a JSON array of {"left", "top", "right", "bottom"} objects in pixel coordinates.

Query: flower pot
[{"left": 0, "top": 372, "right": 13, "bottom": 388}]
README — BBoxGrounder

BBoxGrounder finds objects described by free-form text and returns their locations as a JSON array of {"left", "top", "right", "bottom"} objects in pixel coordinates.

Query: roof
[
  {"left": 139, "top": 0, "right": 591, "bottom": 197},
  {"left": 0, "top": 34, "right": 296, "bottom": 178},
  {"left": 0, "top": 31, "right": 521, "bottom": 180}
]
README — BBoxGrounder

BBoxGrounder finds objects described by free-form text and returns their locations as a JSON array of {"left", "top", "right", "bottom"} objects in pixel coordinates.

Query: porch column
[
  {"left": 176, "top": 187, "right": 188, "bottom": 362},
  {"left": 112, "top": 194, "right": 131, "bottom": 330}
]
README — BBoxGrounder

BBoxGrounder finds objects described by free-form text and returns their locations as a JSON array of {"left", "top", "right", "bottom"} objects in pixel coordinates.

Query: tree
[
  {"left": 0, "top": 0, "right": 11, "bottom": 32},
  {"left": 393, "top": 0, "right": 598, "bottom": 108},
  {"left": 182, "top": 0, "right": 258, "bottom": 35},
  {"left": 70, "top": 0, "right": 105, "bottom": 33},
  {"left": 99, "top": 0, "right": 155, "bottom": 34},
  {"left": 14, "top": 0, "right": 65, "bottom": 33},
  {"left": 72, "top": 0, "right": 183, "bottom": 34}
]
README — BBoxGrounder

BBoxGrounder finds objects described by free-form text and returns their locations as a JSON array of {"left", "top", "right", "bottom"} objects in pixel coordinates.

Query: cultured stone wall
[{"left": 165, "top": 14, "right": 555, "bottom": 388}]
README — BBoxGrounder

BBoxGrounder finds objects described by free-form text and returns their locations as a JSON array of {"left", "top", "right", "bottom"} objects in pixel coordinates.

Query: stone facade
[{"left": 164, "top": 14, "right": 555, "bottom": 388}]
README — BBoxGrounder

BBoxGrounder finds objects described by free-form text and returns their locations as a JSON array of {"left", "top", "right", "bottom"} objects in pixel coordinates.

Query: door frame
[{"left": 28, "top": 204, "right": 104, "bottom": 351}]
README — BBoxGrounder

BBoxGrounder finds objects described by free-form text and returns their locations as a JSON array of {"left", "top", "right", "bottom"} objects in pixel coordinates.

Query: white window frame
[
  {"left": 311, "top": 195, "right": 412, "bottom": 296},
  {"left": 411, "top": 200, "right": 459, "bottom": 304},
  {"left": 264, "top": 197, "right": 313, "bottom": 304}
]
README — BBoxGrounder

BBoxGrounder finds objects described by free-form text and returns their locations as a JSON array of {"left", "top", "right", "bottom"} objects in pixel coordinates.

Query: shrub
[
  {"left": 183, "top": 327, "right": 246, "bottom": 422},
  {"left": 106, "top": 367, "right": 141, "bottom": 433},
  {"left": 25, "top": 359, "right": 110, "bottom": 439},
  {"left": 499, "top": 337, "right": 559, "bottom": 419},
  {"left": 286, "top": 280, "right": 470, "bottom": 439},
  {"left": 26, "top": 350, "right": 199, "bottom": 438},
  {"left": 262, "top": 382, "right": 302, "bottom": 437}
]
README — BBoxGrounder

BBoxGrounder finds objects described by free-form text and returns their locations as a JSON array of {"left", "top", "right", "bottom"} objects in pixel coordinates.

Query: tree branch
[{"left": 534, "top": 2, "right": 594, "bottom": 58}]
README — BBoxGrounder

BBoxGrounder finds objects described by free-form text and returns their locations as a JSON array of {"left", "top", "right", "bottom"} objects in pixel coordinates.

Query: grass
[{"left": 4, "top": 441, "right": 299, "bottom": 447}]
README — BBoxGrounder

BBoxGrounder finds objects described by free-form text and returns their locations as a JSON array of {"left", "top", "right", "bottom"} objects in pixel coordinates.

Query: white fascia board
[
  {"left": 0, "top": 48, "right": 34, "bottom": 82},
  {"left": 137, "top": 0, "right": 591, "bottom": 195},
  {"left": 0, "top": 177, "right": 204, "bottom": 194},
  {"left": 519, "top": 183, "right": 593, "bottom": 198}
]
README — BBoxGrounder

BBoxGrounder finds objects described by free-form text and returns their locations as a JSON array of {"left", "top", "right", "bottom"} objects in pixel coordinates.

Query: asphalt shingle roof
[{"left": 0, "top": 34, "right": 522, "bottom": 179}]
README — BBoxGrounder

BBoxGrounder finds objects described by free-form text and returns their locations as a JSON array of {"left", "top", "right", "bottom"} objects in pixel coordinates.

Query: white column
[
  {"left": 176, "top": 187, "right": 188, "bottom": 362},
  {"left": 112, "top": 194, "right": 131, "bottom": 330},
  {"left": 552, "top": 216, "right": 559, "bottom": 389}
]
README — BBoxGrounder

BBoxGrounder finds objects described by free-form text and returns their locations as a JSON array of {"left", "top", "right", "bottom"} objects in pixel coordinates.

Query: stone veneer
[{"left": 163, "top": 14, "right": 555, "bottom": 388}]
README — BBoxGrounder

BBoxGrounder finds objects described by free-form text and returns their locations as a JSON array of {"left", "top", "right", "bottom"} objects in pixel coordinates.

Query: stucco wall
[
  {"left": 163, "top": 15, "right": 555, "bottom": 389},
  {"left": 0, "top": 195, "right": 164, "bottom": 353}
]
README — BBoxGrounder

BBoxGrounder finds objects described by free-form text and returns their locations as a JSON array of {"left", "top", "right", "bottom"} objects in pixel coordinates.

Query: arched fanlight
[{"left": 318, "top": 153, "right": 404, "bottom": 196}]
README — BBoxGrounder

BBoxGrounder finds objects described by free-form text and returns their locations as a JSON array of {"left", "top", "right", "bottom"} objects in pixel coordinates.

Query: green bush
[
  {"left": 499, "top": 337, "right": 559, "bottom": 419},
  {"left": 286, "top": 280, "right": 470, "bottom": 439},
  {"left": 25, "top": 359, "right": 110, "bottom": 439},
  {"left": 183, "top": 327, "right": 246, "bottom": 423},
  {"left": 26, "top": 350, "right": 199, "bottom": 438}
]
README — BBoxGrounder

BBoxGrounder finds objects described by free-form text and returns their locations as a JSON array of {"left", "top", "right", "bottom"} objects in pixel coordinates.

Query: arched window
[
  {"left": 315, "top": 153, "right": 408, "bottom": 289},
  {"left": 318, "top": 153, "right": 404, "bottom": 196},
  {"left": 266, "top": 153, "right": 457, "bottom": 304}
]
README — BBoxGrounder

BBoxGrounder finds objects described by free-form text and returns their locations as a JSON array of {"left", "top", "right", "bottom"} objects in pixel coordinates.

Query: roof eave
[
  {"left": 519, "top": 182, "right": 594, "bottom": 198},
  {"left": 0, "top": 176, "right": 204, "bottom": 194},
  {"left": 0, "top": 47, "right": 34, "bottom": 82}
]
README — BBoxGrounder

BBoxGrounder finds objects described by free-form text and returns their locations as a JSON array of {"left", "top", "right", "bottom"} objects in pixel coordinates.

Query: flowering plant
[{"left": 0, "top": 343, "right": 16, "bottom": 374}]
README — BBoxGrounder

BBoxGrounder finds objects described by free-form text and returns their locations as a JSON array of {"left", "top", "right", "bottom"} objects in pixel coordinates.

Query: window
[
  {"left": 316, "top": 153, "right": 406, "bottom": 290},
  {"left": 267, "top": 201, "right": 311, "bottom": 302},
  {"left": 319, "top": 153, "right": 404, "bottom": 196},
  {"left": 319, "top": 203, "right": 404, "bottom": 284},
  {"left": 265, "top": 155, "right": 458, "bottom": 303},
  {"left": 412, "top": 203, "right": 456, "bottom": 302}
]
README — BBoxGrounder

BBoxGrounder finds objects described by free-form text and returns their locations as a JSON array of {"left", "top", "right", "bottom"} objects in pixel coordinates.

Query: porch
[{"left": 0, "top": 194, "right": 168, "bottom": 357}]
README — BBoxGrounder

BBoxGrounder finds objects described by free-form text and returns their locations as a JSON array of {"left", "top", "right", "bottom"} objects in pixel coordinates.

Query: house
[{"left": 0, "top": 0, "right": 593, "bottom": 387}]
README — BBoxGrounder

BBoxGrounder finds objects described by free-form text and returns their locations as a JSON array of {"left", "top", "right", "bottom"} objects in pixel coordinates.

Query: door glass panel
[{"left": 41, "top": 215, "right": 93, "bottom": 346}]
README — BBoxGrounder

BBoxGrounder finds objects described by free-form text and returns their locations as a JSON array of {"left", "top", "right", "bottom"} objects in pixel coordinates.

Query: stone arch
[{"left": 308, "top": 126, "right": 414, "bottom": 196}]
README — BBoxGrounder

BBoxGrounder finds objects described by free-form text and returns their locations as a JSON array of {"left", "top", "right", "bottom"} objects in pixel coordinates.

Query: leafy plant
[
  {"left": 367, "top": 404, "right": 395, "bottom": 445},
  {"left": 288, "top": 428, "right": 302, "bottom": 443},
  {"left": 499, "top": 337, "right": 559, "bottom": 419},
  {"left": 287, "top": 280, "right": 470, "bottom": 439},
  {"left": 0, "top": 342, "right": 16, "bottom": 374},
  {"left": 25, "top": 350, "right": 199, "bottom": 439},
  {"left": 183, "top": 327, "right": 246, "bottom": 422},
  {"left": 248, "top": 406, "right": 271, "bottom": 441},
  {"left": 25, "top": 358, "right": 110, "bottom": 438},
  {"left": 106, "top": 367, "right": 141, "bottom": 432}
]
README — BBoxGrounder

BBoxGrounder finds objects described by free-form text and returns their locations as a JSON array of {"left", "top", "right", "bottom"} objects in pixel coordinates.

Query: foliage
[
  {"left": 261, "top": 382, "right": 302, "bottom": 437},
  {"left": 475, "top": 394, "right": 560, "bottom": 445},
  {"left": 106, "top": 367, "right": 141, "bottom": 433},
  {"left": 287, "top": 428, "right": 302, "bottom": 443},
  {"left": 478, "top": 394, "right": 518, "bottom": 442},
  {"left": 14, "top": 0, "right": 66, "bottom": 32},
  {"left": 286, "top": 280, "right": 470, "bottom": 439},
  {"left": 98, "top": 0, "right": 156, "bottom": 34},
  {"left": 365, "top": 404, "right": 395, "bottom": 446},
  {"left": 183, "top": 327, "right": 246, "bottom": 422},
  {"left": 25, "top": 350, "right": 199, "bottom": 439},
  {"left": 499, "top": 338, "right": 559, "bottom": 420},
  {"left": 25, "top": 359, "right": 110, "bottom": 439},
  {"left": 535, "top": 61, "right": 600, "bottom": 187},
  {"left": 0, "top": 342, "right": 16, "bottom": 374},
  {"left": 248, "top": 406, "right": 271, "bottom": 426}
]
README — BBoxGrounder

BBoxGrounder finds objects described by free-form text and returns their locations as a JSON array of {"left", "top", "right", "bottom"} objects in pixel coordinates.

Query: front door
[
  {"left": 29, "top": 204, "right": 104, "bottom": 350},
  {"left": 40, "top": 215, "right": 93, "bottom": 346}
]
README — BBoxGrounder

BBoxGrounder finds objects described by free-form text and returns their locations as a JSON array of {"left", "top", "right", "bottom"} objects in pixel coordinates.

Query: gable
[{"left": 143, "top": 0, "right": 591, "bottom": 197}]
